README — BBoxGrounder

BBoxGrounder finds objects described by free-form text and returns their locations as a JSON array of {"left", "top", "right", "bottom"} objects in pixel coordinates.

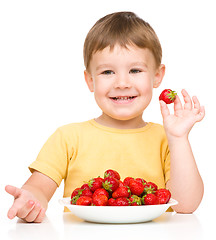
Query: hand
[
  {"left": 5, "top": 185, "right": 46, "bottom": 223},
  {"left": 159, "top": 89, "right": 205, "bottom": 139}
]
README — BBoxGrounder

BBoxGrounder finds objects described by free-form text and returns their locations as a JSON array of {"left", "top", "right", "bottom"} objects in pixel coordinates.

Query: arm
[
  {"left": 5, "top": 171, "right": 58, "bottom": 222},
  {"left": 160, "top": 89, "right": 205, "bottom": 213}
]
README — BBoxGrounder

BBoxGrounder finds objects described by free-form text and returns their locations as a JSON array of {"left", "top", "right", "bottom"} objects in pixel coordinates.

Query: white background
[{"left": 0, "top": 0, "right": 215, "bottom": 221}]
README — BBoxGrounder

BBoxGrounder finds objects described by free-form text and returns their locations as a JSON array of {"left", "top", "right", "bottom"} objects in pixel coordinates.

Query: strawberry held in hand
[{"left": 159, "top": 89, "right": 177, "bottom": 104}]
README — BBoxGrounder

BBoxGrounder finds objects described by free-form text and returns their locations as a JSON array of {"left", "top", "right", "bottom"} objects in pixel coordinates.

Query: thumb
[
  {"left": 159, "top": 100, "right": 170, "bottom": 119},
  {"left": 5, "top": 185, "right": 22, "bottom": 199}
]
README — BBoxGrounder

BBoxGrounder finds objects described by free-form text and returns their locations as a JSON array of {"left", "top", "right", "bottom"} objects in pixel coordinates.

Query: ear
[
  {"left": 153, "top": 64, "right": 165, "bottom": 88},
  {"left": 84, "top": 70, "right": 94, "bottom": 92}
]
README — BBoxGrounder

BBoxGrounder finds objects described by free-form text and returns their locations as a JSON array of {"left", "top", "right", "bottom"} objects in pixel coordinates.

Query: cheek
[
  {"left": 94, "top": 78, "right": 112, "bottom": 96},
  {"left": 138, "top": 80, "right": 153, "bottom": 96}
]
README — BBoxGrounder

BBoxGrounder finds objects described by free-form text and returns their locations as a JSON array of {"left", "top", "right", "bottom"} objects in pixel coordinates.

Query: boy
[{"left": 5, "top": 11, "right": 205, "bottom": 223}]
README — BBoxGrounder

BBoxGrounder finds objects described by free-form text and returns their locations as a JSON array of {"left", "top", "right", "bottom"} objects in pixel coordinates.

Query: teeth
[{"left": 112, "top": 96, "right": 134, "bottom": 100}]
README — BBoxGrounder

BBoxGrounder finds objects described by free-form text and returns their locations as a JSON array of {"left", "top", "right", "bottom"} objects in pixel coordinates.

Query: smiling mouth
[{"left": 109, "top": 96, "right": 137, "bottom": 102}]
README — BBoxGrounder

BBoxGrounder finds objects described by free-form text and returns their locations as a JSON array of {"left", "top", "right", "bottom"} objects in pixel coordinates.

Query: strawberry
[
  {"left": 142, "top": 194, "right": 159, "bottom": 205},
  {"left": 155, "top": 189, "right": 171, "bottom": 204},
  {"left": 81, "top": 183, "right": 91, "bottom": 190},
  {"left": 112, "top": 186, "right": 131, "bottom": 198},
  {"left": 129, "top": 179, "right": 145, "bottom": 196},
  {"left": 129, "top": 195, "right": 142, "bottom": 206},
  {"left": 88, "top": 177, "right": 103, "bottom": 192},
  {"left": 135, "top": 178, "right": 147, "bottom": 185},
  {"left": 143, "top": 182, "right": 158, "bottom": 195},
  {"left": 108, "top": 198, "right": 116, "bottom": 206},
  {"left": 80, "top": 188, "right": 93, "bottom": 198},
  {"left": 159, "top": 89, "right": 177, "bottom": 104},
  {"left": 118, "top": 180, "right": 124, "bottom": 187},
  {"left": 147, "top": 182, "right": 158, "bottom": 191},
  {"left": 93, "top": 188, "right": 109, "bottom": 199},
  {"left": 76, "top": 196, "right": 92, "bottom": 206},
  {"left": 71, "top": 188, "right": 83, "bottom": 199},
  {"left": 123, "top": 177, "right": 134, "bottom": 186},
  {"left": 71, "top": 188, "right": 84, "bottom": 204},
  {"left": 102, "top": 177, "right": 119, "bottom": 192},
  {"left": 92, "top": 195, "right": 108, "bottom": 206},
  {"left": 104, "top": 169, "right": 121, "bottom": 180},
  {"left": 115, "top": 197, "right": 130, "bottom": 206}
]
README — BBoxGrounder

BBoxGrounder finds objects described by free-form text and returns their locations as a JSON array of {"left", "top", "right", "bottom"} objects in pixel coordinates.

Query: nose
[{"left": 114, "top": 73, "right": 132, "bottom": 89}]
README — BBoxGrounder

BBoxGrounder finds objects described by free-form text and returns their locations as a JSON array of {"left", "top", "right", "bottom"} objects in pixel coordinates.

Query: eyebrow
[
  {"left": 96, "top": 62, "right": 148, "bottom": 71},
  {"left": 96, "top": 64, "right": 112, "bottom": 71},
  {"left": 130, "top": 62, "right": 148, "bottom": 68}
]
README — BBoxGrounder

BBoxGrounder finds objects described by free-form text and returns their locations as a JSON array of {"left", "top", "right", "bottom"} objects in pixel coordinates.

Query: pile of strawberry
[{"left": 71, "top": 169, "right": 171, "bottom": 206}]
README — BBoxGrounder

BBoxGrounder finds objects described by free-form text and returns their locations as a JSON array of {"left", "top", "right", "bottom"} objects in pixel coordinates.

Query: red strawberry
[
  {"left": 102, "top": 177, "right": 119, "bottom": 192},
  {"left": 129, "top": 179, "right": 144, "bottom": 196},
  {"left": 155, "top": 189, "right": 171, "bottom": 204},
  {"left": 147, "top": 182, "right": 158, "bottom": 191},
  {"left": 76, "top": 196, "right": 92, "bottom": 206},
  {"left": 112, "top": 186, "right": 131, "bottom": 198},
  {"left": 81, "top": 183, "right": 91, "bottom": 190},
  {"left": 159, "top": 89, "right": 177, "bottom": 104},
  {"left": 143, "top": 182, "right": 158, "bottom": 195},
  {"left": 108, "top": 198, "right": 116, "bottom": 206},
  {"left": 71, "top": 188, "right": 84, "bottom": 204},
  {"left": 81, "top": 188, "right": 93, "bottom": 198},
  {"left": 88, "top": 177, "right": 103, "bottom": 192},
  {"left": 71, "top": 187, "right": 83, "bottom": 199},
  {"left": 79, "top": 183, "right": 93, "bottom": 197},
  {"left": 142, "top": 194, "right": 159, "bottom": 205},
  {"left": 118, "top": 180, "right": 124, "bottom": 187},
  {"left": 129, "top": 195, "right": 142, "bottom": 206},
  {"left": 135, "top": 178, "right": 147, "bottom": 185},
  {"left": 123, "top": 177, "right": 134, "bottom": 186},
  {"left": 92, "top": 195, "right": 108, "bottom": 206},
  {"left": 115, "top": 197, "right": 130, "bottom": 206},
  {"left": 104, "top": 169, "right": 121, "bottom": 180},
  {"left": 93, "top": 188, "right": 109, "bottom": 199}
]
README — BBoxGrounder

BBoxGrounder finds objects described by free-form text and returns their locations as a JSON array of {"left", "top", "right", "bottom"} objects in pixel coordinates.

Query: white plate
[{"left": 59, "top": 197, "right": 178, "bottom": 223}]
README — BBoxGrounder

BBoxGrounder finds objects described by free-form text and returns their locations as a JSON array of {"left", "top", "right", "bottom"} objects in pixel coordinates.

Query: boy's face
[{"left": 85, "top": 44, "right": 165, "bottom": 122}]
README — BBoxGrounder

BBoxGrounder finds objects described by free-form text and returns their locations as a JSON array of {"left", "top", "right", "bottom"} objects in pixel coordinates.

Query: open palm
[{"left": 160, "top": 89, "right": 205, "bottom": 138}]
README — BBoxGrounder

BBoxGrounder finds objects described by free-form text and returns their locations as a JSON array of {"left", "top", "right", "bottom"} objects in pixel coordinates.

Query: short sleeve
[
  {"left": 164, "top": 148, "right": 170, "bottom": 184},
  {"left": 29, "top": 128, "right": 68, "bottom": 187}
]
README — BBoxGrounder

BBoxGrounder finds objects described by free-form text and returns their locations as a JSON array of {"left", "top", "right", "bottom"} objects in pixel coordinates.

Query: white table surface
[{"left": 1, "top": 200, "right": 215, "bottom": 240}]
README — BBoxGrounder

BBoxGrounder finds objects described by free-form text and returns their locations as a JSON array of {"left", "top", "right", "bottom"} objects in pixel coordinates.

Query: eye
[
  {"left": 129, "top": 69, "right": 141, "bottom": 74},
  {"left": 101, "top": 70, "right": 115, "bottom": 75}
]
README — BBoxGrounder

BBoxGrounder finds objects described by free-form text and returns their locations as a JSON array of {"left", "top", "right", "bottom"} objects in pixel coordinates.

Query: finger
[
  {"left": 195, "top": 106, "right": 205, "bottom": 122},
  {"left": 173, "top": 95, "right": 183, "bottom": 112},
  {"left": 5, "top": 185, "right": 22, "bottom": 199},
  {"left": 160, "top": 100, "right": 170, "bottom": 119},
  {"left": 34, "top": 208, "right": 46, "bottom": 223},
  {"left": 7, "top": 206, "right": 18, "bottom": 220},
  {"left": 17, "top": 200, "right": 35, "bottom": 219},
  {"left": 192, "top": 96, "right": 200, "bottom": 110},
  {"left": 7, "top": 197, "right": 28, "bottom": 219},
  {"left": 182, "top": 89, "right": 192, "bottom": 110},
  {"left": 25, "top": 202, "right": 42, "bottom": 223}
]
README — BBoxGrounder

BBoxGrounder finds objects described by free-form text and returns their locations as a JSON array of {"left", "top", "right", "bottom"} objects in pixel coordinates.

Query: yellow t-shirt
[{"left": 29, "top": 119, "right": 170, "bottom": 199}]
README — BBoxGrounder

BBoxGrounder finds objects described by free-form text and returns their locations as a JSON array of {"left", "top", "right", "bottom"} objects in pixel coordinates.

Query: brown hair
[{"left": 83, "top": 11, "right": 162, "bottom": 71}]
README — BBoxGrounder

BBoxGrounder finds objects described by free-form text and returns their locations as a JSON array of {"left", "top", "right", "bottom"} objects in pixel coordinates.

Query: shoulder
[
  {"left": 148, "top": 122, "right": 167, "bottom": 139},
  {"left": 149, "top": 122, "right": 165, "bottom": 132},
  {"left": 56, "top": 120, "right": 92, "bottom": 136}
]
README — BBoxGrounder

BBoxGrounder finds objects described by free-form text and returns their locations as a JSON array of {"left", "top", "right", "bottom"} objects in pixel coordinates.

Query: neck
[{"left": 95, "top": 113, "right": 147, "bottom": 129}]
